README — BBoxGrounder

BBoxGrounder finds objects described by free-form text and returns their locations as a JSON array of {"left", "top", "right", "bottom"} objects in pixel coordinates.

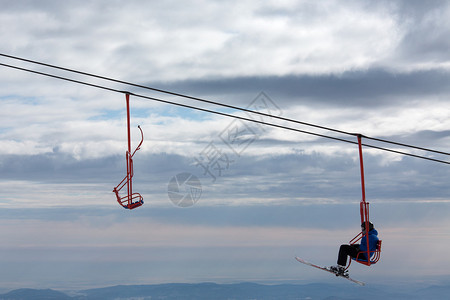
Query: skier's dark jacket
[{"left": 359, "top": 229, "right": 379, "bottom": 260}]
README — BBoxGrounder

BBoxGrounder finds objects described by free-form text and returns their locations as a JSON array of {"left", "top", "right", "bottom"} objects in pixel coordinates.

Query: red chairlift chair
[
  {"left": 113, "top": 93, "right": 144, "bottom": 210},
  {"left": 346, "top": 135, "right": 382, "bottom": 270}
]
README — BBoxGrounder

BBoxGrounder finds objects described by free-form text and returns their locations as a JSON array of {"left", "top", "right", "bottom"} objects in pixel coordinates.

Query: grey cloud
[
  {"left": 155, "top": 201, "right": 450, "bottom": 229},
  {"left": 385, "top": 0, "right": 450, "bottom": 62},
  {"left": 156, "top": 146, "right": 449, "bottom": 204},
  {"left": 254, "top": 1, "right": 330, "bottom": 20},
  {"left": 0, "top": 153, "right": 119, "bottom": 183},
  {"left": 0, "top": 152, "right": 190, "bottom": 184},
  {"left": 388, "top": 0, "right": 448, "bottom": 20},
  {"left": 1, "top": 137, "right": 448, "bottom": 204},
  {"left": 398, "top": 21, "right": 450, "bottom": 63},
  {"left": 0, "top": 200, "right": 447, "bottom": 231},
  {"left": 370, "top": 130, "right": 450, "bottom": 153},
  {"left": 148, "top": 69, "right": 450, "bottom": 108}
]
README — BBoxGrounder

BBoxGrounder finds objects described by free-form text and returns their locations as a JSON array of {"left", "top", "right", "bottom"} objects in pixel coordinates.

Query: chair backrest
[
  {"left": 352, "top": 239, "right": 382, "bottom": 265},
  {"left": 370, "top": 240, "right": 382, "bottom": 264}
]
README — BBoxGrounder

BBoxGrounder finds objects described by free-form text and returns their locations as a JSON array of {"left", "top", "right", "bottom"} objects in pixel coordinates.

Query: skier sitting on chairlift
[{"left": 330, "top": 222, "right": 379, "bottom": 276}]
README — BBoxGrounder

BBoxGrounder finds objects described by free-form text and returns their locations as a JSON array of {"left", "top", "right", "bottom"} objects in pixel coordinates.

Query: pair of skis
[{"left": 294, "top": 257, "right": 365, "bottom": 286}]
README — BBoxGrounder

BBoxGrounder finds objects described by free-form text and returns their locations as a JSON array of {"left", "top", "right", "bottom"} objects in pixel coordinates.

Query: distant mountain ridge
[
  {"left": 0, "top": 288, "right": 71, "bottom": 300},
  {"left": 0, "top": 282, "right": 448, "bottom": 300}
]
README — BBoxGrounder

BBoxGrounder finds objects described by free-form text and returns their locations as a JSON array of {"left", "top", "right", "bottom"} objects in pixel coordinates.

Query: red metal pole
[
  {"left": 358, "top": 134, "right": 371, "bottom": 264},
  {"left": 126, "top": 93, "right": 132, "bottom": 206},
  {"left": 126, "top": 94, "right": 132, "bottom": 157},
  {"left": 358, "top": 135, "right": 365, "bottom": 205}
]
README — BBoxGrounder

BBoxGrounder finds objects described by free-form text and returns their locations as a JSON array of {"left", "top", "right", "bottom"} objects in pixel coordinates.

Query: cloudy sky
[{"left": 0, "top": 0, "right": 449, "bottom": 290}]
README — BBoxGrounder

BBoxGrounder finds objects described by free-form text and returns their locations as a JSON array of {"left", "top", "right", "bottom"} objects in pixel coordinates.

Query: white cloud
[
  {"left": 0, "top": 1, "right": 448, "bottom": 162},
  {"left": 0, "top": 0, "right": 411, "bottom": 81},
  {"left": 0, "top": 0, "right": 449, "bottom": 288}
]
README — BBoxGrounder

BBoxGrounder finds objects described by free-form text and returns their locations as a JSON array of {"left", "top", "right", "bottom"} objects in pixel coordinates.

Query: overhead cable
[
  {"left": 0, "top": 61, "right": 449, "bottom": 165},
  {"left": 1, "top": 52, "right": 449, "bottom": 157}
]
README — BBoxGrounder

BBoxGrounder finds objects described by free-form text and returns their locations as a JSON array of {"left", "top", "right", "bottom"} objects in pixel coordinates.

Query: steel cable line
[
  {"left": 1, "top": 52, "right": 449, "bottom": 157},
  {"left": 0, "top": 62, "right": 356, "bottom": 145},
  {"left": 0, "top": 61, "right": 449, "bottom": 165}
]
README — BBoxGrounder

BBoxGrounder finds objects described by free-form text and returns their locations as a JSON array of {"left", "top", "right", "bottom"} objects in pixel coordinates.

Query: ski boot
[{"left": 329, "top": 265, "right": 348, "bottom": 277}]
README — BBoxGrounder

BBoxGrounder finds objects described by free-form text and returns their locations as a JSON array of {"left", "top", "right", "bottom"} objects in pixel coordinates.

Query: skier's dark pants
[{"left": 337, "top": 244, "right": 365, "bottom": 266}]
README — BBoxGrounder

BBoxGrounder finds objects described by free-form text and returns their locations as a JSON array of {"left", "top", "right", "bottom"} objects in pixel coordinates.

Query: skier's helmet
[{"left": 361, "top": 222, "right": 374, "bottom": 231}]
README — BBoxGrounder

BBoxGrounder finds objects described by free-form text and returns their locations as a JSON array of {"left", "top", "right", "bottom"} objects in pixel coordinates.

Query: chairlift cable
[
  {"left": 0, "top": 61, "right": 449, "bottom": 165},
  {"left": 1, "top": 53, "right": 449, "bottom": 157}
]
